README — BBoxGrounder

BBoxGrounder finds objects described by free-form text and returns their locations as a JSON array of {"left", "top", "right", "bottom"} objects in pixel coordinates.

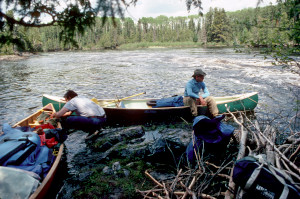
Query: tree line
[{"left": 0, "top": 2, "right": 298, "bottom": 57}]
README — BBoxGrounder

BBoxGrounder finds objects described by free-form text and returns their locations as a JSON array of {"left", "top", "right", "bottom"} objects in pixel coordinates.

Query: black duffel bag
[{"left": 233, "top": 156, "right": 300, "bottom": 199}]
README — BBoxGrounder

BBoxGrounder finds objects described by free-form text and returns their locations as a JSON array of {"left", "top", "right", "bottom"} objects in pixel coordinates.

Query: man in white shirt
[{"left": 51, "top": 90, "right": 106, "bottom": 138}]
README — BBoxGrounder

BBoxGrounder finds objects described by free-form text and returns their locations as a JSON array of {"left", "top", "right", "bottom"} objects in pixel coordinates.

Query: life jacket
[
  {"left": 0, "top": 123, "right": 56, "bottom": 179},
  {"left": 0, "top": 124, "right": 40, "bottom": 166}
]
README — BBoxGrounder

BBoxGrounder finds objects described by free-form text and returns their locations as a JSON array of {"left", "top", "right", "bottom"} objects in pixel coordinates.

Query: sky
[
  {"left": 0, "top": 0, "right": 278, "bottom": 23},
  {"left": 125, "top": 0, "right": 278, "bottom": 21}
]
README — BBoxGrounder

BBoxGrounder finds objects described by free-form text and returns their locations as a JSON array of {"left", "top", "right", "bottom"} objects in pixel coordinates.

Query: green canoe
[{"left": 42, "top": 92, "right": 258, "bottom": 124}]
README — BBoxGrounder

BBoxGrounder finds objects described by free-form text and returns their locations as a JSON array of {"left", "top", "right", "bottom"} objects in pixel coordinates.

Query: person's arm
[
  {"left": 51, "top": 107, "right": 71, "bottom": 118},
  {"left": 186, "top": 81, "right": 200, "bottom": 99},
  {"left": 201, "top": 83, "right": 210, "bottom": 98}
]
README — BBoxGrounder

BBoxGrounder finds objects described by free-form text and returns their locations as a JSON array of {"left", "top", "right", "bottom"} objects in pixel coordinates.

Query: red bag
[{"left": 34, "top": 124, "right": 58, "bottom": 148}]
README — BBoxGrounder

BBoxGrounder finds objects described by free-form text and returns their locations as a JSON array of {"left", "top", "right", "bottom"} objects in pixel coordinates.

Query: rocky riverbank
[
  {"left": 55, "top": 110, "right": 300, "bottom": 199},
  {"left": 55, "top": 119, "right": 239, "bottom": 198},
  {"left": 56, "top": 124, "right": 196, "bottom": 198}
]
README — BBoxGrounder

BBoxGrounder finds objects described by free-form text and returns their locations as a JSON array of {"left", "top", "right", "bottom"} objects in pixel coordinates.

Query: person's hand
[
  {"left": 196, "top": 98, "right": 201, "bottom": 105},
  {"left": 50, "top": 112, "right": 57, "bottom": 119},
  {"left": 198, "top": 97, "right": 207, "bottom": 106}
]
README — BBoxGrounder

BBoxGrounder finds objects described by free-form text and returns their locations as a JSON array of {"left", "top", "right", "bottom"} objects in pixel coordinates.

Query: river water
[
  {"left": 0, "top": 48, "right": 299, "bottom": 197},
  {"left": 1, "top": 48, "right": 299, "bottom": 126}
]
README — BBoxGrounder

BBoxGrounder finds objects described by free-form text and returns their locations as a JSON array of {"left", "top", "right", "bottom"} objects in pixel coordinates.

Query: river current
[
  {"left": 0, "top": 48, "right": 299, "bottom": 197},
  {"left": 1, "top": 48, "right": 299, "bottom": 125}
]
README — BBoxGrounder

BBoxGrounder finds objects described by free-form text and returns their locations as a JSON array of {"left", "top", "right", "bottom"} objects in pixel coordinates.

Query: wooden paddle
[{"left": 91, "top": 92, "right": 146, "bottom": 107}]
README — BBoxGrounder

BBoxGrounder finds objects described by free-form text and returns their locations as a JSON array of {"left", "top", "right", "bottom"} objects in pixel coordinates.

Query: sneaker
[{"left": 85, "top": 130, "right": 100, "bottom": 140}]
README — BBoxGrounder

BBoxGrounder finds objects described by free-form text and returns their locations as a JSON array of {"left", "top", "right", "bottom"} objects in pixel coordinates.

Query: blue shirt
[{"left": 184, "top": 79, "right": 210, "bottom": 99}]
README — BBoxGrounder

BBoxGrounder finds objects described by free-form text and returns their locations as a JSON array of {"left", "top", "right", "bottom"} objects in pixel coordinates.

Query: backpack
[
  {"left": 233, "top": 156, "right": 300, "bottom": 199},
  {"left": 186, "top": 115, "right": 235, "bottom": 163}
]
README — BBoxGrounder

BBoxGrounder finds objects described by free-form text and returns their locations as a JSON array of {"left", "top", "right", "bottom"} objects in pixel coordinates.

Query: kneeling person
[{"left": 51, "top": 90, "right": 106, "bottom": 137}]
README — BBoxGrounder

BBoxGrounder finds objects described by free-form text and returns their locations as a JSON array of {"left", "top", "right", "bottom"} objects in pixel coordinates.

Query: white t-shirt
[{"left": 64, "top": 96, "right": 105, "bottom": 117}]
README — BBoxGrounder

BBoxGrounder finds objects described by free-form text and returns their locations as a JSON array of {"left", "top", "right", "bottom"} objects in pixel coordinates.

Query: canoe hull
[
  {"left": 13, "top": 103, "right": 64, "bottom": 199},
  {"left": 42, "top": 92, "right": 258, "bottom": 125}
]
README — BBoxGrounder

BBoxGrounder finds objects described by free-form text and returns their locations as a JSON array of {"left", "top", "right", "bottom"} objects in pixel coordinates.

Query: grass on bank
[{"left": 72, "top": 159, "right": 155, "bottom": 199}]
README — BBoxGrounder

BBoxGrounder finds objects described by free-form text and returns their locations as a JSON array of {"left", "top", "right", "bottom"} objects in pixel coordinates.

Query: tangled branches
[{"left": 137, "top": 108, "right": 300, "bottom": 198}]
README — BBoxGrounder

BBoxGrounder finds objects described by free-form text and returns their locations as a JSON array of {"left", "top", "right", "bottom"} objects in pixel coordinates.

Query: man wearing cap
[{"left": 183, "top": 69, "right": 219, "bottom": 118}]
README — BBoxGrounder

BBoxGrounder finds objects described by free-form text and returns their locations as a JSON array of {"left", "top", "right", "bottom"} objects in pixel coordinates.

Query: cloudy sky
[{"left": 125, "top": 0, "right": 277, "bottom": 21}]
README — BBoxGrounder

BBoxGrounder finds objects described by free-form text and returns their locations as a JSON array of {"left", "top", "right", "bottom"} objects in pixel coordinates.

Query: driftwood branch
[{"left": 225, "top": 106, "right": 247, "bottom": 199}]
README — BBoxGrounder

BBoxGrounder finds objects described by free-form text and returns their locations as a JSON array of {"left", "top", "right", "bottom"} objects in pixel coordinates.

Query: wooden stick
[
  {"left": 145, "top": 170, "right": 164, "bottom": 188},
  {"left": 188, "top": 176, "right": 197, "bottom": 190},
  {"left": 163, "top": 182, "right": 170, "bottom": 199},
  {"left": 181, "top": 176, "right": 197, "bottom": 199},
  {"left": 171, "top": 168, "right": 182, "bottom": 190},
  {"left": 289, "top": 144, "right": 300, "bottom": 161},
  {"left": 137, "top": 189, "right": 164, "bottom": 193},
  {"left": 225, "top": 108, "right": 246, "bottom": 199},
  {"left": 199, "top": 193, "right": 217, "bottom": 199},
  {"left": 216, "top": 173, "right": 231, "bottom": 180},
  {"left": 180, "top": 181, "right": 192, "bottom": 198},
  {"left": 283, "top": 142, "right": 298, "bottom": 156},
  {"left": 192, "top": 133, "right": 203, "bottom": 172},
  {"left": 235, "top": 113, "right": 300, "bottom": 174},
  {"left": 205, "top": 161, "right": 232, "bottom": 170},
  {"left": 256, "top": 129, "right": 300, "bottom": 174},
  {"left": 151, "top": 191, "right": 164, "bottom": 199},
  {"left": 275, "top": 153, "right": 283, "bottom": 170},
  {"left": 136, "top": 189, "right": 162, "bottom": 199}
]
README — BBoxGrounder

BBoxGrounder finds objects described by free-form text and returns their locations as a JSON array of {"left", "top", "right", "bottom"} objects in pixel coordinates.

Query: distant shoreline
[{"left": 0, "top": 53, "right": 34, "bottom": 61}]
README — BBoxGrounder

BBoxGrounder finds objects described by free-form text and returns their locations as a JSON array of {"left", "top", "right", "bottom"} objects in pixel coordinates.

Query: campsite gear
[
  {"left": 0, "top": 166, "right": 40, "bottom": 199},
  {"left": 36, "top": 112, "right": 58, "bottom": 126},
  {"left": 43, "top": 92, "right": 258, "bottom": 125},
  {"left": 0, "top": 123, "right": 41, "bottom": 166},
  {"left": 34, "top": 123, "right": 67, "bottom": 148},
  {"left": 0, "top": 103, "right": 64, "bottom": 199},
  {"left": 233, "top": 156, "right": 300, "bottom": 199},
  {"left": 186, "top": 115, "right": 235, "bottom": 163},
  {"left": 148, "top": 96, "right": 184, "bottom": 108}
]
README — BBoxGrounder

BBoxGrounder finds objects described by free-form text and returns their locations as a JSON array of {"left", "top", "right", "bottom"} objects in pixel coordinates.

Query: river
[
  {"left": 0, "top": 48, "right": 299, "bottom": 197},
  {"left": 1, "top": 48, "right": 299, "bottom": 126}
]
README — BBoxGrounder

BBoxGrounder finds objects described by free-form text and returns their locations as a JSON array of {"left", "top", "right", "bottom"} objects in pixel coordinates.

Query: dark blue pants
[{"left": 62, "top": 116, "right": 106, "bottom": 134}]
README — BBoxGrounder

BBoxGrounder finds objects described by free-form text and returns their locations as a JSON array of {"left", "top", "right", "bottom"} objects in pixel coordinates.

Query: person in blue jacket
[
  {"left": 184, "top": 69, "right": 219, "bottom": 118},
  {"left": 51, "top": 90, "right": 106, "bottom": 138}
]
